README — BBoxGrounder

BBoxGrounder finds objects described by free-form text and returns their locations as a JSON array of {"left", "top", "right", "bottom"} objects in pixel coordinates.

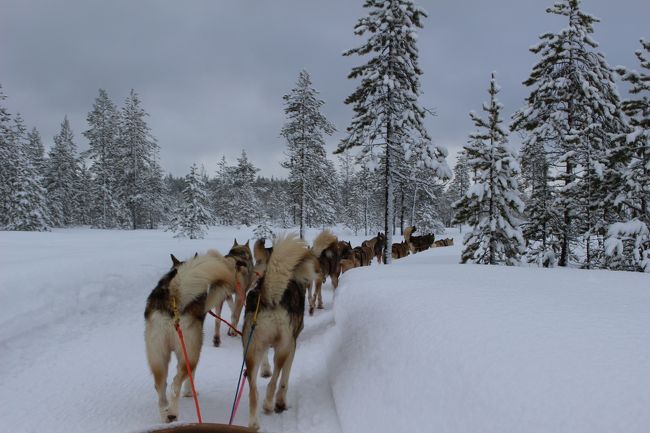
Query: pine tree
[
  {"left": 447, "top": 151, "right": 471, "bottom": 229},
  {"left": 511, "top": 0, "right": 627, "bottom": 268},
  {"left": 117, "top": 89, "right": 157, "bottom": 229},
  {"left": 169, "top": 164, "right": 211, "bottom": 239},
  {"left": 454, "top": 73, "right": 525, "bottom": 265},
  {"left": 338, "top": 151, "right": 363, "bottom": 232},
  {"left": 281, "top": 70, "right": 336, "bottom": 239},
  {"left": 83, "top": 89, "right": 122, "bottom": 228},
  {"left": 45, "top": 117, "right": 82, "bottom": 226},
  {"left": 142, "top": 150, "right": 166, "bottom": 229},
  {"left": 604, "top": 39, "right": 650, "bottom": 272},
  {"left": 3, "top": 114, "right": 50, "bottom": 231},
  {"left": 0, "top": 84, "right": 13, "bottom": 226},
  {"left": 25, "top": 128, "right": 46, "bottom": 176},
  {"left": 211, "top": 155, "right": 236, "bottom": 225},
  {"left": 335, "top": 0, "right": 448, "bottom": 263},
  {"left": 231, "top": 150, "right": 262, "bottom": 226}
]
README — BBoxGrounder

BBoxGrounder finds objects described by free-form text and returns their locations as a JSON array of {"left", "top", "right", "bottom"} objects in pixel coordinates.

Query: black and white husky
[
  {"left": 241, "top": 234, "right": 318, "bottom": 430},
  {"left": 144, "top": 250, "right": 249, "bottom": 423}
]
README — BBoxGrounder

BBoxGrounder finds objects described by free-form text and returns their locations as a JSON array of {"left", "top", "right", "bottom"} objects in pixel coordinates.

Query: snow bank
[{"left": 328, "top": 244, "right": 650, "bottom": 433}]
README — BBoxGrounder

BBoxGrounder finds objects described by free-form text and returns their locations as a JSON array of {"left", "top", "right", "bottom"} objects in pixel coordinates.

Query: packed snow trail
[{"left": 0, "top": 228, "right": 345, "bottom": 433}]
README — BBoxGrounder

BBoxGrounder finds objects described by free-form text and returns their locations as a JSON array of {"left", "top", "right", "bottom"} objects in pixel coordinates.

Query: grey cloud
[{"left": 1, "top": 0, "right": 647, "bottom": 176}]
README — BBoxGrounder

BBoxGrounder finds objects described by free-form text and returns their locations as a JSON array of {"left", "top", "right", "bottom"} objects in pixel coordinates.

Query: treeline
[
  {"left": 1, "top": 0, "right": 647, "bottom": 273},
  {"left": 452, "top": 1, "right": 649, "bottom": 273},
  {"left": 0, "top": 88, "right": 166, "bottom": 231}
]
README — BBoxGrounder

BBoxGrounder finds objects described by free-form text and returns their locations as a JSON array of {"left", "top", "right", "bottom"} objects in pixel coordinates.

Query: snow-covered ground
[{"left": 1, "top": 227, "right": 648, "bottom": 433}]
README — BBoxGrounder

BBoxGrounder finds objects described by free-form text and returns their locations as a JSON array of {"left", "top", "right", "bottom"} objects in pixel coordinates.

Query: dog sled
[{"left": 148, "top": 423, "right": 253, "bottom": 433}]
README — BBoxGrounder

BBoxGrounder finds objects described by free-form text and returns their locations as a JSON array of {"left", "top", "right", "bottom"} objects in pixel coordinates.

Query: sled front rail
[{"left": 147, "top": 423, "right": 254, "bottom": 433}]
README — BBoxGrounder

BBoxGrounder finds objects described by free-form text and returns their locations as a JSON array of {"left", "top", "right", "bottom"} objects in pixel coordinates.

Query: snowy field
[{"left": 1, "top": 227, "right": 649, "bottom": 433}]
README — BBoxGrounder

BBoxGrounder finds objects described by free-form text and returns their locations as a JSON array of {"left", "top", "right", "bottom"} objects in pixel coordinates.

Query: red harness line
[{"left": 208, "top": 310, "right": 242, "bottom": 336}]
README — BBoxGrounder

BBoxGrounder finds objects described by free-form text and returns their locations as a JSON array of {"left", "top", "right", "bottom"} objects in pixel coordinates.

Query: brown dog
[{"left": 309, "top": 230, "right": 340, "bottom": 315}]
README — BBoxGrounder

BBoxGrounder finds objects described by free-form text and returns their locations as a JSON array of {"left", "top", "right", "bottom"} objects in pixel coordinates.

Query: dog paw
[
  {"left": 212, "top": 335, "right": 221, "bottom": 347},
  {"left": 263, "top": 401, "right": 274, "bottom": 414},
  {"left": 317, "top": 304, "right": 324, "bottom": 310},
  {"left": 274, "top": 401, "right": 288, "bottom": 413},
  {"left": 182, "top": 387, "right": 197, "bottom": 398},
  {"left": 159, "top": 408, "right": 169, "bottom": 423},
  {"left": 308, "top": 306, "right": 314, "bottom": 316},
  {"left": 248, "top": 420, "right": 260, "bottom": 431},
  {"left": 166, "top": 414, "right": 177, "bottom": 423},
  {"left": 227, "top": 328, "right": 238, "bottom": 337},
  {"left": 261, "top": 368, "right": 272, "bottom": 378}
]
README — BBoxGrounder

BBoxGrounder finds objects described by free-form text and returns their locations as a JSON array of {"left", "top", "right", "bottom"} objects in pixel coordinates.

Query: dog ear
[
  {"left": 194, "top": 252, "right": 198, "bottom": 258},
  {"left": 170, "top": 254, "right": 181, "bottom": 267},
  {"left": 233, "top": 238, "right": 238, "bottom": 247},
  {"left": 245, "top": 239, "right": 249, "bottom": 247}
]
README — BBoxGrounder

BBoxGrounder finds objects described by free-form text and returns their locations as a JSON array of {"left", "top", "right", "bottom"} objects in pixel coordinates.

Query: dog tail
[
  {"left": 312, "top": 229, "right": 337, "bottom": 257},
  {"left": 404, "top": 226, "right": 415, "bottom": 244},
  {"left": 171, "top": 251, "right": 235, "bottom": 309},
  {"left": 254, "top": 238, "right": 269, "bottom": 265},
  {"left": 262, "top": 234, "right": 315, "bottom": 305}
]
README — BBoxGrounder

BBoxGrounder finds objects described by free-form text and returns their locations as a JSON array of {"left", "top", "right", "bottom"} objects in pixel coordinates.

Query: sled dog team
[{"left": 144, "top": 227, "right": 451, "bottom": 429}]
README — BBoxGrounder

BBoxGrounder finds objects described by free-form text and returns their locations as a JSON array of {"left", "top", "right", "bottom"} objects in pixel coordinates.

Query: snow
[
  {"left": 330, "top": 240, "right": 650, "bottom": 433},
  {"left": 1, "top": 227, "right": 649, "bottom": 433}
]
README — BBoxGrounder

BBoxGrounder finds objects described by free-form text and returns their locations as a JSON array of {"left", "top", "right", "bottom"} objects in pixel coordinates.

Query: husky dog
[
  {"left": 308, "top": 230, "right": 340, "bottom": 315},
  {"left": 406, "top": 226, "right": 435, "bottom": 253},
  {"left": 241, "top": 234, "right": 318, "bottom": 430},
  {"left": 144, "top": 251, "right": 243, "bottom": 423},
  {"left": 391, "top": 241, "right": 410, "bottom": 259},
  {"left": 353, "top": 245, "right": 372, "bottom": 266},
  {"left": 253, "top": 237, "right": 273, "bottom": 275},
  {"left": 434, "top": 238, "right": 454, "bottom": 247},
  {"left": 338, "top": 240, "right": 356, "bottom": 273},
  {"left": 363, "top": 232, "right": 385, "bottom": 263},
  {"left": 337, "top": 240, "right": 356, "bottom": 273},
  {"left": 212, "top": 239, "right": 254, "bottom": 347}
]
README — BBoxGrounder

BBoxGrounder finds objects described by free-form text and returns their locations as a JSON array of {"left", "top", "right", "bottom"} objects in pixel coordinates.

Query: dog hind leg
[
  {"left": 148, "top": 345, "right": 171, "bottom": 422},
  {"left": 228, "top": 293, "right": 244, "bottom": 337},
  {"left": 274, "top": 340, "right": 296, "bottom": 413},
  {"left": 213, "top": 298, "right": 226, "bottom": 347},
  {"left": 260, "top": 348, "right": 272, "bottom": 378},
  {"left": 169, "top": 324, "right": 202, "bottom": 422},
  {"left": 246, "top": 346, "right": 264, "bottom": 430},
  {"left": 146, "top": 320, "right": 172, "bottom": 422},
  {"left": 263, "top": 343, "right": 289, "bottom": 414}
]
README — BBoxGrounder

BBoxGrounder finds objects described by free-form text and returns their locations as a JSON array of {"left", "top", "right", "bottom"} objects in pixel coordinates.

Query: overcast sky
[{"left": 2, "top": 0, "right": 648, "bottom": 178}]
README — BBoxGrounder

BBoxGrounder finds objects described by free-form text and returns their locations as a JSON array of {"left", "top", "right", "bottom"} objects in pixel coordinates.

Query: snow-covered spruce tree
[
  {"left": 210, "top": 155, "right": 236, "bottom": 225},
  {"left": 142, "top": 150, "right": 167, "bottom": 229},
  {"left": 83, "top": 89, "right": 123, "bottom": 228},
  {"left": 520, "top": 138, "right": 561, "bottom": 267},
  {"left": 3, "top": 115, "right": 49, "bottom": 231},
  {"left": 338, "top": 151, "right": 365, "bottom": 233},
  {"left": 280, "top": 70, "right": 336, "bottom": 239},
  {"left": 169, "top": 164, "right": 211, "bottom": 239},
  {"left": 0, "top": 84, "right": 13, "bottom": 226},
  {"left": 403, "top": 146, "right": 449, "bottom": 234},
  {"left": 604, "top": 39, "right": 650, "bottom": 272},
  {"left": 45, "top": 117, "right": 82, "bottom": 227},
  {"left": 231, "top": 150, "right": 262, "bottom": 226},
  {"left": 25, "top": 128, "right": 46, "bottom": 177},
  {"left": 336, "top": 0, "right": 448, "bottom": 263},
  {"left": 454, "top": 73, "right": 525, "bottom": 265},
  {"left": 74, "top": 160, "right": 93, "bottom": 225},
  {"left": 511, "top": 0, "right": 627, "bottom": 268},
  {"left": 447, "top": 151, "right": 470, "bottom": 207},
  {"left": 117, "top": 89, "right": 158, "bottom": 229}
]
